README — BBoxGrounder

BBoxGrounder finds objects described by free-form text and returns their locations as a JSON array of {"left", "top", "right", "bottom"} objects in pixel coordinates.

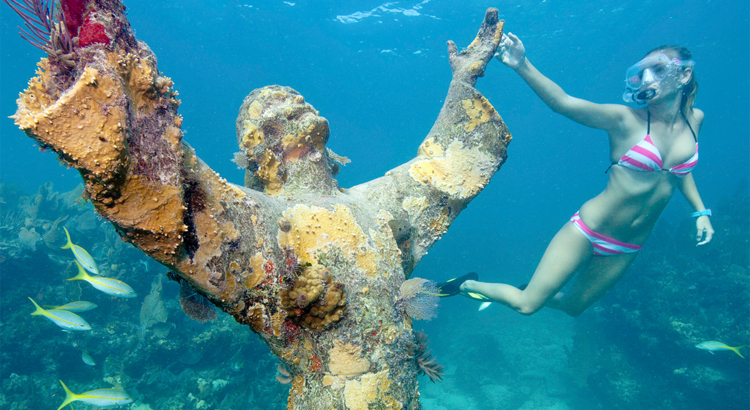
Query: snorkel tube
[{"left": 622, "top": 89, "right": 655, "bottom": 104}]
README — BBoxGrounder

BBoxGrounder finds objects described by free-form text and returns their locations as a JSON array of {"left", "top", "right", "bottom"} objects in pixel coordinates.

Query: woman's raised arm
[{"left": 498, "top": 32, "right": 629, "bottom": 133}]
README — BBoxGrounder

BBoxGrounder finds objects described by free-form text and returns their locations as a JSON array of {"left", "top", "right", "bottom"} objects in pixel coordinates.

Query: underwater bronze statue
[{"left": 9, "top": 0, "right": 511, "bottom": 407}]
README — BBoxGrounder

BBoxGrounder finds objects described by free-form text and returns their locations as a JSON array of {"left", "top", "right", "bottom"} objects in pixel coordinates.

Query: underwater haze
[{"left": 1, "top": 0, "right": 748, "bottom": 409}]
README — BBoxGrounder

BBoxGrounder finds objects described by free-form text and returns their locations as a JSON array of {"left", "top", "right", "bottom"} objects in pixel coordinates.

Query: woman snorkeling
[{"left": 438, "top": 33, "right": 714, "bottom": 317}]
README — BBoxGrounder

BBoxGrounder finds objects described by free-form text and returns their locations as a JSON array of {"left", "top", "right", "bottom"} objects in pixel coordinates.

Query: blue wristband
[{"left": 690, "top": 209, "right": 711, "bottom": 217}]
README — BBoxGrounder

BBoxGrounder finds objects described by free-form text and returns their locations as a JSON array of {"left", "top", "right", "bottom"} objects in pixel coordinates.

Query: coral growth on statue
[{"left": 5, "top": 1, "right": 512, "bottom": 408}]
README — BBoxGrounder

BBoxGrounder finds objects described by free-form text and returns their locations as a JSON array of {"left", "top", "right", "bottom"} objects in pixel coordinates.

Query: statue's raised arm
[
  {"left": 348, "top": 10, "right": 511, "bottom": 275},
  {"left": 8, "top": 1, "right": 511, "bottom": 408}
]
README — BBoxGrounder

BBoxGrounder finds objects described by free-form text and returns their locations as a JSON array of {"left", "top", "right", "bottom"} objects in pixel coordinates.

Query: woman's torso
[{"left": 578, "top": 107, "right": 702, "bottom": 245}]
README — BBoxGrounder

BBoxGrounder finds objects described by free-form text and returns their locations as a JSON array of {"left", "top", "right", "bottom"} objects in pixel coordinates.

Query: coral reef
[{"left": 7, "top": 1, "right": 512, "bottom": 407}]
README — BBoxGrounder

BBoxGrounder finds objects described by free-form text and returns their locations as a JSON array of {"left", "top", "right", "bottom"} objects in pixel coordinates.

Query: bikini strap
[{"left": 681, "top": 110, "right": 698, "bottom": 142}]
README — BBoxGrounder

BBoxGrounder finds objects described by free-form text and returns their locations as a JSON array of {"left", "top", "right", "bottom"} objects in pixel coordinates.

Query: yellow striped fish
[
  {"left": 61, "top": 227, "right": 99, "bottom": 275},
  {"left": 696, "top": 341, "right": 746, "bottom": 358},
  {"left": 81, "top": 350, "right": 96, "bottom": 366},
  {"left": 28, "top": 298, "right": 91, "bottom": 331},
  {"left": 44, "top": 301, "right": 98, "bottom": 312},
  {"left": 57, "top": 380, "right": 132, "bottom": 410},
  {"left": 67, "top": 262, "right": 137, "bottom": 298}
]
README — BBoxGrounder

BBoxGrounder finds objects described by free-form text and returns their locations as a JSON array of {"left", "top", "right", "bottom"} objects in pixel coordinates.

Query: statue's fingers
[
  {"left": 447, "top": 40, "right": 458, "bottom": 58},
  {"left": 482, "top": 8, "right": 500, "bottom": 28}
]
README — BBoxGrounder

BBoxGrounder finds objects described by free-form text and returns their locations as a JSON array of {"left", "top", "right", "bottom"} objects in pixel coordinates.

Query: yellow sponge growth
[
  {"left": 280, "top": 264, "right": 347, "bottom": 331},
  {"left": 461, "top": 95, "right": 496, "bottom": 132},
  {"left": 409, "top": 141, "right": 495, "bottom": 200}
]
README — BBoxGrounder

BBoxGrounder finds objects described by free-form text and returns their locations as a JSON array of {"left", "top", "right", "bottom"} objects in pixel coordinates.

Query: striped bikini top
[{"left": 609, "top": 110, "right": 698, "bottom": 178}]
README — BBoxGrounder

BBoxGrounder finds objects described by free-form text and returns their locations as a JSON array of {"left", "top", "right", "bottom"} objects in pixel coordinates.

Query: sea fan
[
  {"left": 415, "top": 331, "right": 444, "bottom": 383},
  {"left": 232, "top": 152, "right": 249, "bottom": 169},
  {"left": 4, "top": 0, "right": 55, "bottom": 50},
  {"left": 4, "top": 0, "right": 75, "bottom": 67},
  {"left": 398, "top": 277, "right": 439, "bottom": 321},
  {"left": 178, "top": 280, "right": 217, "bottom": 323},
  {"left": 139, "top": 276, "right": 168, "bottom": 339}
]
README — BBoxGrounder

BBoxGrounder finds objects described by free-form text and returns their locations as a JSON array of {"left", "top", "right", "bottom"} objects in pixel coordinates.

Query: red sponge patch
[
  {"left": 78, "top": 16, "right": 111, "bottom": 47},
  {"left": 61, "top": 0, "right": 89, "bottom": 34}
]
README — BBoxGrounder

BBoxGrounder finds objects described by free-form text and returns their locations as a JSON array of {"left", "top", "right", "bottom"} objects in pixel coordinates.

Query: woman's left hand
[{"left": 696, "top": 216, "right": 714, "bottom": 245}]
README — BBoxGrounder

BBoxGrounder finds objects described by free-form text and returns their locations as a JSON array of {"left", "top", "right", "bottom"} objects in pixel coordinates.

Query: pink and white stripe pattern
[
  {"left": 617, "top": 135, "right": 698, "bottom": 178},
  {"left": 570, "top": 212, "right": 642, "bottom": 256},
  {"left": 668, "top": 142, "right": 699, "bottom": 177},
  {"left": 618, "top": 134, "right": 663, "bottom": 172}
]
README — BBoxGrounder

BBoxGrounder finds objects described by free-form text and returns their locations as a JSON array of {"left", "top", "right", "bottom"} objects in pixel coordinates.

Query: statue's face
[
  {"left": 235, "top": 86, "right": 331, "bottom": 193},
  {"left": 236, "top": 86, "right": 329, "bottom": 163}
]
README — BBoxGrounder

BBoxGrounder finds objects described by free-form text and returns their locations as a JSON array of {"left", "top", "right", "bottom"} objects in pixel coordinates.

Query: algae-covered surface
[{"left": 1, "top": 1, "right": 748, "bottom": 409}]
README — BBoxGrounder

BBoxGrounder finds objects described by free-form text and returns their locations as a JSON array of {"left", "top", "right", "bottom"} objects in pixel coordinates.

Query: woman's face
[{"left": 639, "top": 51, "right": 692, "bottom": 102}]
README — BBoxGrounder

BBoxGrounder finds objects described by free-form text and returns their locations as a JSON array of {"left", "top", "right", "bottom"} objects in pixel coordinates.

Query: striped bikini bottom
[{"left": 570, "top": 212, "right": 642, "bottom": 256}]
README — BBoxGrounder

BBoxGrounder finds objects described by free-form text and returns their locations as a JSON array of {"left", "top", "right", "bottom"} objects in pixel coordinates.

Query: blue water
[{"left": 1, "top": 1, "right": 748, "bottom": 409}]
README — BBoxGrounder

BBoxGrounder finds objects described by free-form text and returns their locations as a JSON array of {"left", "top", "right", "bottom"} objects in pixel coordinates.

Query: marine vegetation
[
  {"left": 176, "top": 276, "right": 218, "bottom": 324},
  {"left": 3, "top": 0, "right": 75, "bottom": 68},
  {"left": 396, "top": 277, "right": 440, "bottom": 321},
  {"left": 414, "top": 331, "right": 445, "bottom": 383}
]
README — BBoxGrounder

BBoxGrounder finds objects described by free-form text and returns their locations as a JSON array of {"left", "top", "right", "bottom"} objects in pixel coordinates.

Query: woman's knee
[{"left": 514, "top": 299, "right": 544, "bottom": 316}]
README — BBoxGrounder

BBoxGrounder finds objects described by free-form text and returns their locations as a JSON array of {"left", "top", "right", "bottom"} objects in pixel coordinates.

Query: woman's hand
[
  {"left": 696, "top": 216, "right": 714, "bottom": 245},
  {"left": 495, "top": 32, "right": 526, "bottom": 70}
]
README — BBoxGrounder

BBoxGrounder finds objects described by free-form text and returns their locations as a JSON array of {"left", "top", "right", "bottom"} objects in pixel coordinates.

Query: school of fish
[{"left": 29, "top": 227, "right": 135, "bottom": 408}]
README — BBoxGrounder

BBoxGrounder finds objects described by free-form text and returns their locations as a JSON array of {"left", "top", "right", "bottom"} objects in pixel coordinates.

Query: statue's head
[{"left": 234, "top": 86, "right": 335, "bottom": 195}]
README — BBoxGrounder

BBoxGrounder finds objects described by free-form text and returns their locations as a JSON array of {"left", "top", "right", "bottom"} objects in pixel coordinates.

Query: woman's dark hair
[{"left": 645, "top": 45, "right": 698, "bottom": 115}]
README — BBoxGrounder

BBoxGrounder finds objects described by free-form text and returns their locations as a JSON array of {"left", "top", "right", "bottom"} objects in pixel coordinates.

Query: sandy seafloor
[{"left": 1, "top": 1, "right": 748, "bottom": 409}]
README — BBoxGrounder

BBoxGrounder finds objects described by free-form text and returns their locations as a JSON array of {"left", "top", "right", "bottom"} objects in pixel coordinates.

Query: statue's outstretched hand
[
  {"left": 446, "top": 8, "right": 503, "bottom": 86},
  {"left": 495, "top": 32, "right": 526, "bottom": 70}
]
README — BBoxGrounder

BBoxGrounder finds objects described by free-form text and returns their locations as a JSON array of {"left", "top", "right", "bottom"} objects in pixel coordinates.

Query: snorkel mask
[{"left": 622, "top": 53, "right": 694, "bottom": 104}]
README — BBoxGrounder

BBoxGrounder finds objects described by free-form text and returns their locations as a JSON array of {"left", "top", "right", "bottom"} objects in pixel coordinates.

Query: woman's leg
[
  {"left": 460, "top": 222, "right": 593, "bottom": 315},
  {"left": 546, "top": 251, "right": 639, "bottom": 316}
]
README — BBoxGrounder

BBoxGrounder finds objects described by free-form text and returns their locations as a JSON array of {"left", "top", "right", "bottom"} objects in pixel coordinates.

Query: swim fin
[
  {"left": 464, "top": 291, "right": 491, "bottom": 301},
  {"left": 436, "top": 272, "right": 479, "bottom": 297}
]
